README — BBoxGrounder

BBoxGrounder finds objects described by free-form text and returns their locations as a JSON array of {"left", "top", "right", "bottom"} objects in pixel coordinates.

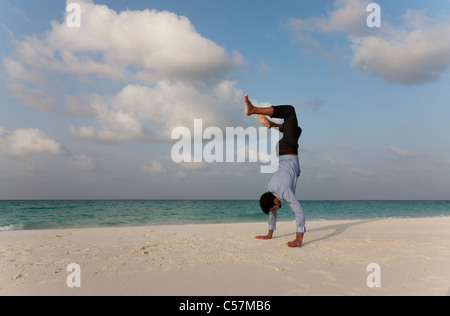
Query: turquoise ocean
[{"left": 1, "top": 200, "right": 449, "bottom": 231}]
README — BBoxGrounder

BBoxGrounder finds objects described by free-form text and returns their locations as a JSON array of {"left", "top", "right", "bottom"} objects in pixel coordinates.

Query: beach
[{"left": 1, "top": 217, "right": 449, "bottom": 296}]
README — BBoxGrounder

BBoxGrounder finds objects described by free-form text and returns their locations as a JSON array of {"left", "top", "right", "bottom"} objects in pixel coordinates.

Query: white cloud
[
  {"left": 3, "top": 57, "right": 41, "bottom": 83},
  {"left": 326, "top": 156, "right": 347, "bottom": 166},
  {"left": 258, "top": 59, "right": 270, "bottom": 74},
  {"left": 0, "top": 127, "right": 66, "bottom": 157},
  {"left": 141, "top": 161, "right": 166, "bottom": 173},
  {"left": 70, "top": 99, "right": 156, "bottom": 143},
  {"left": 284, "top": 0, "right": 370, "bottom": 57},
  {"left": 339, "top": 142, "right": 357, "bottom": 152},
  {"left": 386, "top": 145, "right": 417, "bottom": 158},
  {"left": 179, "top": 161, "right": 210, "bottom": 171},
  {"left": 285, "top": 0, "right": 450, "bottom": 85},
  {"left": 72, "top": 154, "right": 95, "bottom": 171},
  {"left": 306, "top": 0, "right": 370, "bottom": 35},
  {"left": 7, "top": 0, "right": 243, "bottom": 84},
  {"left": 4, "top": 0, "right": 247, "bottom": 144},
  {"left": 70, "top": 80, "right": 245, "bottom": 143},
  {"left": 351, "top": 11, "right": 450, "bottom": 84},
  {"left": 6, "top": 82, "right": 54, "bottom": 112},
  {"left": 351, "top": 168, "right": 375, "bottom": 178},
  {"left": 300, "top": 144, "right": 317, "bottom": 154}
]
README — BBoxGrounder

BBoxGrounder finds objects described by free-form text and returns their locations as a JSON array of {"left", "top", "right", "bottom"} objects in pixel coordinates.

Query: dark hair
[{"left": 259, "top": 192, "right": 276, "bottom": 215}]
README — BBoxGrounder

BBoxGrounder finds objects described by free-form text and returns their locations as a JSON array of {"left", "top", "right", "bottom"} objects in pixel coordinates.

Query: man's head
[{"left": 259, "top": 192, "right": 281, "bottom": 215}]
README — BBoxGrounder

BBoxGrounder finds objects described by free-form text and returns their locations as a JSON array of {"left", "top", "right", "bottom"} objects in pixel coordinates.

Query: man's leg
[
  {"left": 257, "top": 114, "right": 284, "bottom": 131},
  {"left": 244, "top": 94, "right": 274, "bottom": 117},
  {"left": 245, "top": 95, "right": 301, "bottom": 155},
  {"left": 270, "top": 105, "right": 302, "bottom": 156},
  {"left": 245, "top": 94, "right": 283, "bottom": 130}
]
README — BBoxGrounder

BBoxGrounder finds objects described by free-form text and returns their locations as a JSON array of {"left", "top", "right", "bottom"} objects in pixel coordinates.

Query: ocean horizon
[{"left": 1, "top": 200, "right": 449, "bottom": 231}]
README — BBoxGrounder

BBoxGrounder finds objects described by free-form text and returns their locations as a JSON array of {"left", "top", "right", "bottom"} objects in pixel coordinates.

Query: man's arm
[
  {"left": 283, "top": 189, "right": 305, "bottom": 233},
  {"left": 283, "top": 189, "right": 306, "bottom": 247},
  {"left": 255, "top": 211, "right": 277, "bottom": 240}
]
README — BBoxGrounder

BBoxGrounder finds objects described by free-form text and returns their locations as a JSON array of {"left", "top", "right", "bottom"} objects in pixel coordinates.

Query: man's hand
[{"left": 287, "top": 232, "right": 304, "bottom": 248}]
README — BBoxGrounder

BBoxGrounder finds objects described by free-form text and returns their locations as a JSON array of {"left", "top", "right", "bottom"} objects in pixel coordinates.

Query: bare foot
[
  {"left": 287, "top": 233, "right": 304, "bottom": 248},
  {"left": 287, "top": 239, "right": 303, "bottom": 248},
  {"left": 257, "top": 115, "right": 271, "bottom": 129},
  {"left": 244, "top": 94, "right": 254, "bottom": 116}
]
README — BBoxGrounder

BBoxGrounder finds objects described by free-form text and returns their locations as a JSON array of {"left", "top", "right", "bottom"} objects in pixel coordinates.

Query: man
[{"left": 244, "top": 94, "right": 305, "bottom": 248}]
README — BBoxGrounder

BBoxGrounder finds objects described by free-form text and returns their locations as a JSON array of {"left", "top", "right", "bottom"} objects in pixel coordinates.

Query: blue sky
[{"left": 0, "top": 0, "right": 449, "bottom": 200}]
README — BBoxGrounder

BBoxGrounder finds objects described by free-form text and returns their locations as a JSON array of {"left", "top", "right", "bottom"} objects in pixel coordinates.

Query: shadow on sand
[{"left": 275, "top": 219, "right": 377, "bottom": 247}]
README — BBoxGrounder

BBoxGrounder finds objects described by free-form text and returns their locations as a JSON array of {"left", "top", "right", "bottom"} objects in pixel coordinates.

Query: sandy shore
[{"left": 1, "top": 217, "right": 449, "bottom": 296}]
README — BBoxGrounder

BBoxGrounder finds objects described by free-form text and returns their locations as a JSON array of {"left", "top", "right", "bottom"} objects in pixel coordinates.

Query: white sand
[{"left": 1, "top": 217, "right": 450, "bottom": 296}]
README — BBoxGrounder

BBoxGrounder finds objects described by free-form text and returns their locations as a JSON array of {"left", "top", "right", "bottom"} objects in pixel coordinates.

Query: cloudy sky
[{"left": 1, "top": 0, "right": 449, "bottom": 200}]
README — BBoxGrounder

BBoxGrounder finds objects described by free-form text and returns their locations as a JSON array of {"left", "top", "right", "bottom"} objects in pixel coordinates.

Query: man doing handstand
[{"left": 244, "top": 94, "right": 305, "bottom": 248}]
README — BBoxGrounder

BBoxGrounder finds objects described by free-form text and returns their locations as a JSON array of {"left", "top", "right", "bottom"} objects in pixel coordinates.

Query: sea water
[{"left": 1, "top": 200, "right": 449, "bottom": 231}]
